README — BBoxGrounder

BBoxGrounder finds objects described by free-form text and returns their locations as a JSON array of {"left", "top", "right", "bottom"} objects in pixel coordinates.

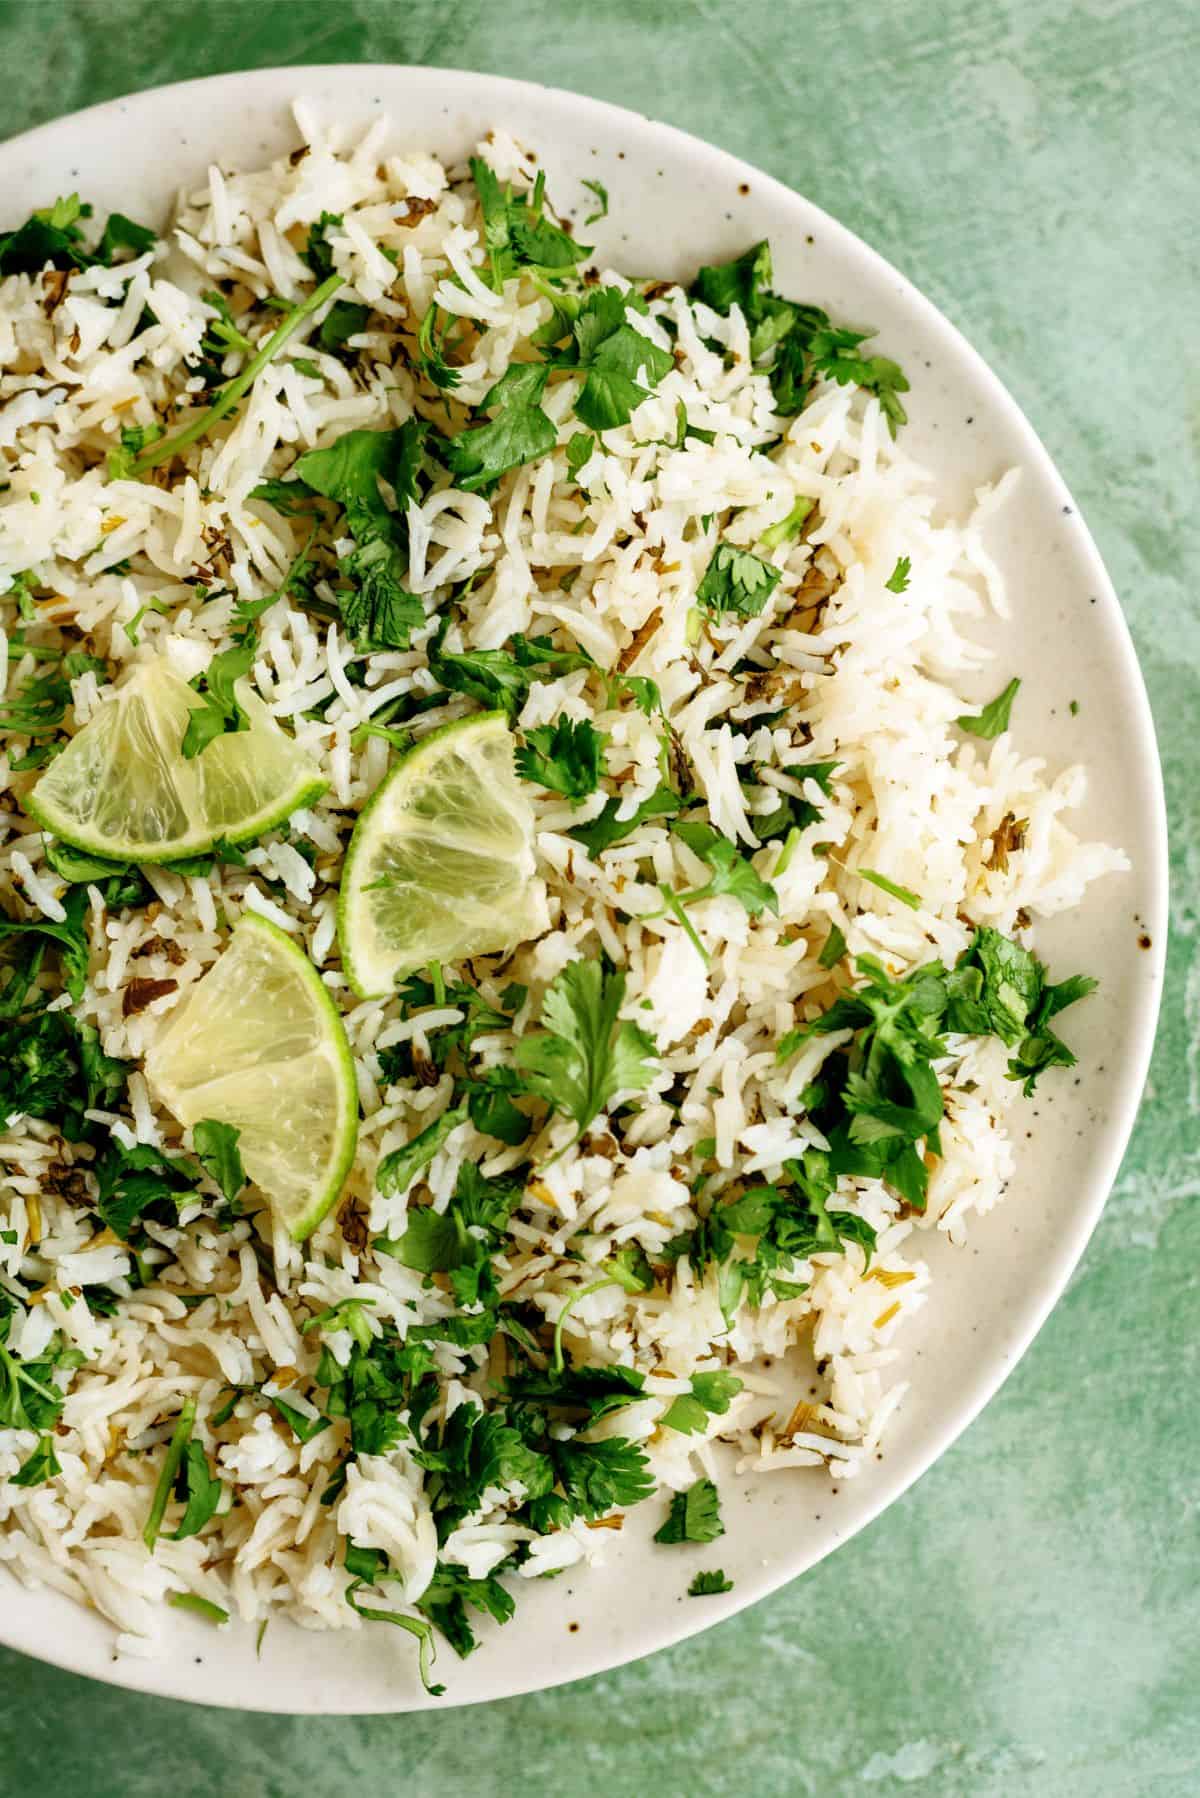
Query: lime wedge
[
  {"left": 145, "top": 911, "right": 358, "bottom": 1240},
  {"left": 27, "top": 657, "right": 326, "bottom": 862},
  {"left": 338, "top": 712, "right": 542, "bottom": 998}
]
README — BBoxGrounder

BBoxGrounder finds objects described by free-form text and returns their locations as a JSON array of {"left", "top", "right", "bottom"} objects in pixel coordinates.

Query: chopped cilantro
[
  {"left": 654, "top": 1477, "right": 724, "bottom": 1544},
  {"left": 469, "top": 157, "right": 588, "bottom": 290},
  {"left": 318, "top": 299, "right": 369, "bottom": 356},
  {"left": 673, "top": 819, "right": 778, "bottom": 917},
  {"left": 581, "top": 179, "right": 609, "bottom": 225},
  {"left": 553, "top": 287, "right": 674, "bottom": 431},
  {"left": 570, "top": 784, "right": 680, "bottom": 856},
  {"left": 345, "top": 1581, "right": 445, "bottom": 1696},
  {"left": 957, "top": 677, "right": 1020, "bottom": 739},
  {"left": 660, "top": 1369, "right": 743, "bottom": 1435},
  {"left": 859, "top": 868, "right": 922, "bottom": 910},
  {"left": 759, "top": 497, "right": 813, "bottom": 551},
  {"left": 817, "top": 922, "right": 848, "bottom": 969},
  {"left": 143, "top": 1398, "right": 196, "bottom": 1551},
  {"left": 170, "top": 1439, "right": 224, "bottom": 1540},
  {"left": 885, "top": 555, "right": 911, "bottom": 593},
  {"left": 696, "top": 542, "right": 781, "bottom": 619},
  {"left": 515, "top": 716, "right": 606, "bottom": 804},
  {"left": 554, "top": 1434, "right": 655, "bottom": 1518},
  {"left": 376, "top": 1103, "right": 467, "bottom": 1201},
  {"left": 514, "top": 961, "right": 657, "bottom": 1148},
  {"left": 179, "top": 636, "right": 256, "bottom": 759},
  {"left": 192, "top": 1120, "right": 245, "bottom": 1204},
  {"left": 441, "top": 363, "right": 557, "bottom": 492},
  {"left": 168, "top": 1592, "right": 229, "bottom": 1625},
  {"left": 416, "top": 1560, "right": 515, "bottom": 1659},
  {"left": 11, "top": 1433, "right": 63, "bottom": 1489},
  {"left": 688, "top": 1569, "right": 734, "bottom": 1596},
  {"left": 0, "top": 194, "right": 156, "bottom": 277}
]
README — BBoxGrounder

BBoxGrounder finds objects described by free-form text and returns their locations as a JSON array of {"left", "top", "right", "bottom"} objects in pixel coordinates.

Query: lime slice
[
  {"left": 27, "top": 657, "right": 326, "bottom": 862},
  {"left": 338, "top": 712, "right": 542, "bottom": 999},
  {"left": 145, "top": 911, "right": 358, "bottom": 1240}
]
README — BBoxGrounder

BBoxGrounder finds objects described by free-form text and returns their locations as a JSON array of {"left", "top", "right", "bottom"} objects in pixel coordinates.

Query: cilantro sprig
[{"left": 514, "top": 961, "right": 657, "bottom": 1152}]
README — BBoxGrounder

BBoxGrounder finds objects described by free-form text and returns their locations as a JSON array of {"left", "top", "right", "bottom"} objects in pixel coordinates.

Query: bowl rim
[{"left": 0, "top": 60, "right": 1169, "bottom": 1712}]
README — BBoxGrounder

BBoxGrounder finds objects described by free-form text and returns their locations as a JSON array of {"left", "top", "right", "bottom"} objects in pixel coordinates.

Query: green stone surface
[{"left": 1, "top": 2, "right": 1196, "bottom": 1791}]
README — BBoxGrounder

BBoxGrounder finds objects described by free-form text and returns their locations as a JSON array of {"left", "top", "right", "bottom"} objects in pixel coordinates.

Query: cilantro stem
[
  {"left": 133, "top": 275, "right": 344, "bottom": 474},
  {"left": 771, "top": 826, "right": 802, "bottom": 880},
  {"left": 657, "top": 883, "right": 710, "bottom": 966},
  {"left": 552, "top": 1277, "right": 616, "bottom": 1373},
  {"left": 168, "top": 1591, "right": 229, "bottom": 1624},
  {"left": 345, "top": 1581, "right": 444, "bottom": 1695},
  {"left": 143, "top": 1397, "right": 195, "bottom": 1551}
]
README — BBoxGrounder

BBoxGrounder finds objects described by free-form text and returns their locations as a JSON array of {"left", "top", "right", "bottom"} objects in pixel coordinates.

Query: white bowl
[{"left": 0, "top": 64, "right": 1166, "bottom": 1713}]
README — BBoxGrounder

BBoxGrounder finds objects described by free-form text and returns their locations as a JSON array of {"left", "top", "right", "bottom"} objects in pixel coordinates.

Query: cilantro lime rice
[{"left": 0, "top": 107, "right": 1126, "bottom": 1688}]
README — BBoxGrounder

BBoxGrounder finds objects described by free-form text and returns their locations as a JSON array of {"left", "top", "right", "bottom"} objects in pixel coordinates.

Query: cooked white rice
[{"left": 0, "top": 106, "right": 1126, "bottom": 1668}]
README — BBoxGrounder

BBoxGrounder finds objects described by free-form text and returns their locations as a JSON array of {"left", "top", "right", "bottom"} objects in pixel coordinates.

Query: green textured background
[{"left": 1, "top": 2, "right": 1197, "bottom": 1791}]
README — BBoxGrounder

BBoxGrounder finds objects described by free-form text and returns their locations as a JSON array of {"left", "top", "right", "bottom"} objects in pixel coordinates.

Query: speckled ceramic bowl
[{"left": 0, "top": 65, "right": 1167, "bottom": 1712}]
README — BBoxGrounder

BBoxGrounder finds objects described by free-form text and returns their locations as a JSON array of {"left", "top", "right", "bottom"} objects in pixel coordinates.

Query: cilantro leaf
[
  {"left": 515, "top": 716, "right": 606, "bottom": 804},
  {"left": 302, "top": 211, "right": 343, "bottom": 280},
  {"left": 818, "top": 922, "right": 848, "bottom": 969},
  {"left": 691, "top": 240, "right": 830, "bottom": 415},
  {"left": 692, "top": 240, "right": 909, "bottom": 429},
  {"left": 553, "top": 1434, "right": 654, "bottom": 1519},
  {"left": 469, "top": 157, "right": 589, "bottom": 288},
  {"left": 269, "top": 1392, "right": 330, "bottom": 1444},
  {"left": 514, "top": 961, "right": 657, "bottom": 1142},
  {"left": 318, "top": 299, "right": 368, "bottom": 356},
  {"left": 555, "top": 287, "right": 674, "bottom": 431},
  {"left": 428, "top": 639, "right": 534, "bottom": 715},
  {"left": 11, "top": 1433, "right": 62, "bottom": 1489},
  {"left": 885, "top": 555, "right": 911, "bottom": 593},
  {"left": 192, "top": 1120, "right": 245, "bottom": 1203},
  {"left": 946, "top": 927, "right": 1096, "bottom": 1095},
  {"left": 752, "top": 760, "right": 840, "bottom": 843},
  {"left": 376, "top": 1104, "right": 468, "bottom": 1201},
  {"left": 0, "top": 195, "right": 156, "bottom": 278},
  {"left": 441, "top": 363, "right": 557, "bottom": 492},
  {"left": 688, "top": 1569, "right": 733, "bottom": 1596},
  {"left": 338, "top": 537, "right": 425, "bottom": 650},
  {"left": 294, "top": 421, "right": 425, "bottom": 542},
  {"left": 957, "top": 677, "right": 1020, "bottom": 739},
  {"left": 654, "top": 1477, "right": 724, "bottom": 1544},
  {"left": 810, "top": 324, "right": 910, "bottom": 434},
  {"left": 180, "top": 636, "right": 256, "bottom": 759},
  {"left": 566, "top": 430, "right": 596, "bottom": 482},
  {"left": 660, "top": 1369, "right": 743, "bottom": 1435},
  {"left": 696, "top": 543, "right": 782, "bottom": 619},
  {"left": 93, "top": 1140, "right": 197, "bottom": 1241},
  {"left": 0, "top": 888, "right": 90, "bottom": 1001},
  {"left": 569, "top": 784, "right": 680, "bottom": 856},
  {"left": 462, "top": 1066, "right": 530, "bottom": 1145},
  {"left": 170, "top": 1439, "right": 223, "bottom": 1540},
  {"left": 673, "top": 819, "right": 778, "bottom": 917},
  {"left": 506, "top": 1363, "right": 646, "bottom": 1424},
  {"left": 416, "top": 1560, "right": 515, "bottom": 1659},
  {"left": 95, "top": 213, "right": 157, "bottom": 265}
]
